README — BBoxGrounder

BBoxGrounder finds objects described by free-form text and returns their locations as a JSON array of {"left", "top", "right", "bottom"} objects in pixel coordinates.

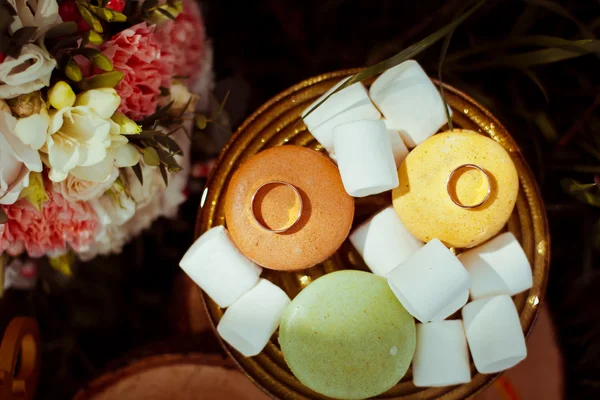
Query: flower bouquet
[{"left": 0, "top": 0, "right": 212, "bottom": 281}]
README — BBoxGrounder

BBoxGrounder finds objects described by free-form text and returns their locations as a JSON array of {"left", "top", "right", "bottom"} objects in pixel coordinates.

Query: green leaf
[
  {"left": 90, "top": 5, "right": 127, "bottom": 23},
  {"left": 76, "top": 3, "right": 103, "bottom": 33},
  {"left": 132, "top": 130, "right": 163, "bottom": 140},
  {"left": 79, "top": 48, "right": 113, "bottom": 71},
  {"left": 155, "top": 146, "right": 181, "bottom": 171},
  {"left": 79, "top": 71, "right": 124, "bottom": 90},
  {"left": 8, "top": 26, "right": 38, "bottom": 57},
  {"left": 81, "top": 30, "right": 104, "bottom": 46},
  {"left": 142, "top": 0, "right": 159, "bottom": 11},
  {"left": 532, "top": 112, "right": 558, "bottom": 142},
  {"left": 140, "top": 101, "right": 174, "bottom": 127},
  {"left": 562, "top": 179, "right": 596, "bottom": 192},
  {"left": 155, "top": 134, "right": 182, "bottom": 153},
  {"left": 451, "top": 40, "right": 600, "bottom": 70},
  {"left": 178, "top": 95, "right": 194, "bottom": 117},
  {"left": 159, "top": 86, "right": 169, "bottom": 97},
  {"left": 131, "top": 163, "right": 144, "bottom": 186},
  {"left": 65, "top": 57, "right": 83, "bottom": 82},
  {"left": 212, "top": 91, "right": 230, "bottom": 120},
  {"left": 45, "top": 22, "right": 78, "bottom": 39},
  {"left": 0, "top": 208, "right": 7, "bottom": 224},
  {"left": 143, "top": 147, "right": 161, "bottom": 166},
  {"left": 195, "top": 114, "right": 208, "bottom": 129},
  {"left": 523, "top": 0, "right": 596, "bottom": 39},
  {"left": 561, "top": 178, "right": 600, "bottom": 207},
  {"left": 50, "top": 36, "right": 80, "bottom": 53},
  {"left": 156, "top": 7, "right": 177, "bottom": 20},
  {"left": 302, "top": 0, "right": 488, "bottom": 121},
  {"left": 159, "top": 164, "right": 168, "bottom": 186},
  {"left": 519, "top": 68, "right": 549, "bottom": 103},
  {"left": 445, "top": 36, "right": 596, "bottom": 64},
  {"left": 438, "top": 4, "right": 461, "bottom": 132},
  {"left": 509, "top": 5, "right": 537, "bottom": 37}
]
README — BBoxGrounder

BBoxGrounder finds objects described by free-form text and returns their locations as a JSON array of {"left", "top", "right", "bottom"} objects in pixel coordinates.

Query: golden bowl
[{"left": 194, "top": 69, "right": 550, "bottom": 399}]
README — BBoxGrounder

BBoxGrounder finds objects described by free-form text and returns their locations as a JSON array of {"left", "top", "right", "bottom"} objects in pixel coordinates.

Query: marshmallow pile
[
  {"left": 302, "top": 60, "right": 447, "bottom": 198},
  {"left": 350, "top": 206, "right": 533, "bottom": 386},
  {"left": 179, "top": 226, "right": 291, "bottom": 357}
]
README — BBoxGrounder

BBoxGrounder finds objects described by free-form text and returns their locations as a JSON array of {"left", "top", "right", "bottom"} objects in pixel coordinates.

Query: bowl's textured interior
[{"left": 195, "top": 69, "right": 550, "bottom": 400}]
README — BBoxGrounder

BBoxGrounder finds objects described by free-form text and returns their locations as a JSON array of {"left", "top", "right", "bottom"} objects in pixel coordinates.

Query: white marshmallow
[
  {"left": 349, "top": 206, "right": 423, "bottom": 276},
  {"left": 217, "top": 279, "right": 291, "bottom": 357},
  {"left": 462, "top": 295, "right": 527, "bottom": 374},
  {"left": 430, "top": 290, "right": 469, "bottom": 322},
  {"left": 370, "top": 60, "right": 449, "bottom": 148},
  {"left": 333, "top": 120, "right": 399, "bottom": 197},
  {"left": 328, "top": 129, "right": 408, "bottom": 168},
  {"left": 302, "top": 78, "right": 381, "bottom": 153},
  {"left": 388, "top": 129, "right": 409, "bottom": 167},
  {"left": 459, "top": 232, "right": 532, "bottom": 300},
  {"left": 386, "top": 239, "right": 471, "bottom": 323},
  {"left": 179, "top": 226, "right": 262, "bottom": 308},
  {"left": 412, "top": 320, "right": 471, "bottom": 387}
]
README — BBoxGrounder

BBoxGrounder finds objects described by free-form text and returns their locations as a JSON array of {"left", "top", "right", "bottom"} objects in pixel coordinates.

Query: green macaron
[{"left": 279, "top": 270, "right": 416, "bottom": 400}]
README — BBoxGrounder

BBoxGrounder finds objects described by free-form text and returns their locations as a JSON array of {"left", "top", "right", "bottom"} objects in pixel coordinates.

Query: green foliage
[
  {"left": 561, "top": 179, "right": 600, "bottom": 207},
  {"left": 302, "top": 0, "right": 488, "bottom": 121},
  {"left": 78, "top": 71, "right": 124, "bottom": 90}
]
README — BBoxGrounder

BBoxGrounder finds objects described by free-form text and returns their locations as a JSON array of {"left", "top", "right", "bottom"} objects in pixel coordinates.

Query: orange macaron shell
[{"left": 224, "top": 146, "right": 355, "bottom": 271}]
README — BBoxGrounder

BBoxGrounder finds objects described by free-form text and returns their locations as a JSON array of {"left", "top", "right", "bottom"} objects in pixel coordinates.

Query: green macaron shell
[{"left": 279, "top": 270, "right": 416, "bottom": 400}]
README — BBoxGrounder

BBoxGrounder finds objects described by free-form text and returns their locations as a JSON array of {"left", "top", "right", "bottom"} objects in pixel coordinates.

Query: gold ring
[
  {"left": 250, "top": 181, "right": 303, "bottom": 233},
  {"left": 446, "top": 164, "right": 491, "bottom": 209}
]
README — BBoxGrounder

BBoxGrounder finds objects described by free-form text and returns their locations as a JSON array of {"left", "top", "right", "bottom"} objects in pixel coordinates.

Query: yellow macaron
[{"left": 392, "top": 130, "right": 519, "bottom": 248}]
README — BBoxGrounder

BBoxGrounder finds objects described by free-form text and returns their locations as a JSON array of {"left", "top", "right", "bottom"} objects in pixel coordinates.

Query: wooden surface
[
  {"left": 73, "top": 354, "right": 269, "bottom": 400},
  {"left": 73, "top": 296, "right": 563, "bottom": 400}
]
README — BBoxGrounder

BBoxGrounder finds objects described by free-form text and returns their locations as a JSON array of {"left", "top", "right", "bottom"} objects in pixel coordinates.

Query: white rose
[
  {"left": 0, "top": 109, "right": 42, "bottom": 204},
  {"left": 90, "top": 179, "right": 136, "bottom": 226},
  {"left": 125, "top": 161, "right": 164, "bottom": 207},
  {"left": 75, "top": 88, "right": 121, "bottom": 119},
  {"left": 53, "top": 167, "right": 119, "bottom": 202},
  {"left": 45, "top": 106, "right": 112, "bottom": 182},
  {"left": 8, "top": 0, "right": 59, "bottom": 38},
  {"left": 56, "top": 89, "right": 140, "bottom": 182},
  {"left": 125, "top": 195, "right": 162, "bottom": 236},
  {"left": 44, "top": 94, "right": 140, "bottom": 183},
  {"left": 80, "top": 179, "right": 137, "bottom": 260},
  {"left": 0, "top": 44, "right": 56, "bottom": 99},
  {"left": 68, "top": 131, "right": 140, "bottom": 183},
  {"left": 165, "top": 83, "right": 197, "bottom": 115},
  {"left": 14, "top": 106, "right": 49, "bottom": 150}
]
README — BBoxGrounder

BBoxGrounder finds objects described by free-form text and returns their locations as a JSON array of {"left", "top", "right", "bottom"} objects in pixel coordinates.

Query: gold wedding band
[
  {"left": 251, "top": 181, "right": 303, "bottom": 233},
  {"left": 446, "top": 164, "right": 491, "bottom": 209}
]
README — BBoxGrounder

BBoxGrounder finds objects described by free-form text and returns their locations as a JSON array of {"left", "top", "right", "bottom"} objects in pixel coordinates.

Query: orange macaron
[{"left": 224, "top": 146, "right": 354, "bottom": 271}]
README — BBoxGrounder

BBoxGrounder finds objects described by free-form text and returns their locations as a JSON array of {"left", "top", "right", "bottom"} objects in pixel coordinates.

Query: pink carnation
[
  {"left": 101, "top": 22, "right": 175, "bottom": 121},
  {"left": 156, "top": 0, "right": 207, "bottom": 86},
  {"left": 0, "top": 191, "right": 99, "bottom": 258}
]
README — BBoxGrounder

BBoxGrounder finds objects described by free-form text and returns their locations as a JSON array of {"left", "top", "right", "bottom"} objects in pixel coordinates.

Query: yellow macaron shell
[{"left": 392, "top": 130, "right": 519, "bottom": 248}]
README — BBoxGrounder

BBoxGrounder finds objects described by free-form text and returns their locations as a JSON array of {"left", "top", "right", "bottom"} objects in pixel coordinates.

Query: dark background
[{"left": 1, "top": 0, "right": 600, "bottom": 399}]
